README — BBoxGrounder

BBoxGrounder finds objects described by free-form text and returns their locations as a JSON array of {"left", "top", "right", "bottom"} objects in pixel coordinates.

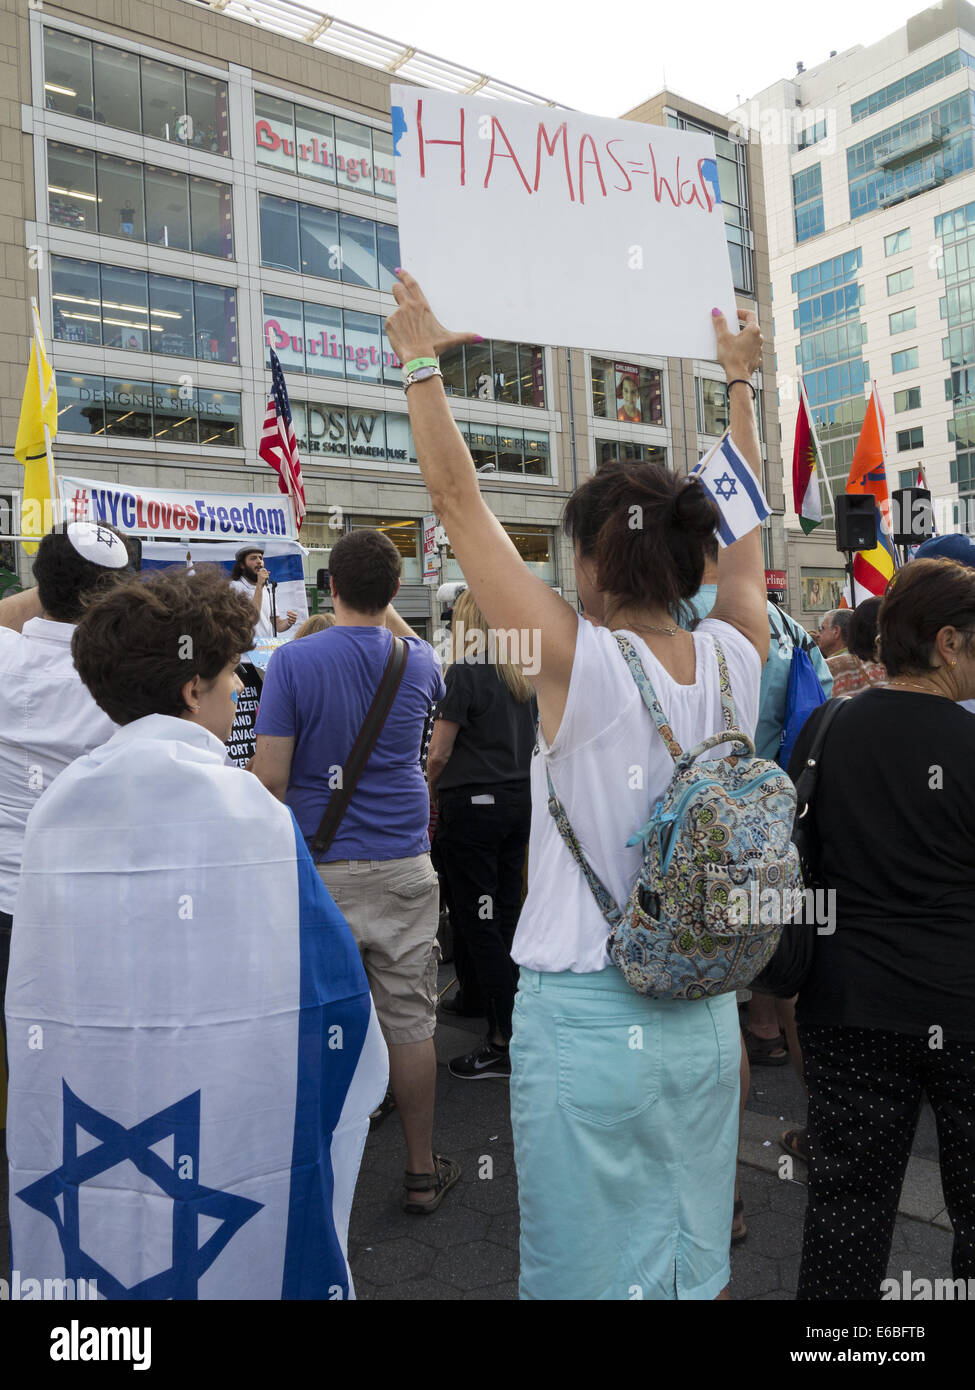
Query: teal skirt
[{"left": 509, "top": 964, "right": 740, "bottom": 1300}]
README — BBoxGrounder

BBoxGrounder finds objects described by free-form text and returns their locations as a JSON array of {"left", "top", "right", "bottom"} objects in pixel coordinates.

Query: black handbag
[{"left": 750, "top": 696, "right": 850, "bottom": 998}]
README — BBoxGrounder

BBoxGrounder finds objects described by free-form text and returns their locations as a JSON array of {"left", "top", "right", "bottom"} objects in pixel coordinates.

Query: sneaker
[{"left": 448, "top": 1037, "right": 511, "bottom": 1080}]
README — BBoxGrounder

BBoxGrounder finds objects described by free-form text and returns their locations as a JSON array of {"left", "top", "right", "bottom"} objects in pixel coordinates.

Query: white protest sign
[{"left": 390, "top": 86, "right": 739, "bottom": 361}]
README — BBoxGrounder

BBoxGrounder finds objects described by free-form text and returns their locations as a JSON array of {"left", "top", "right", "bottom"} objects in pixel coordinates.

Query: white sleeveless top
[{"left": 512, "top": 614, "right": 761, "bottom": 974}]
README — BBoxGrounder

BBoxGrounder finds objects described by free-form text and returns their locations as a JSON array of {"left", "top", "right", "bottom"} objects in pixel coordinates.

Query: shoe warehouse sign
[{"left": 58, "top": 476, "right": 297, "bottom": 541}]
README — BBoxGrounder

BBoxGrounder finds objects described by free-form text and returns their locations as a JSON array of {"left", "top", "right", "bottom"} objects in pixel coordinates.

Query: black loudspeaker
[
  {"left": 834, "top": 495, "right": 877, "bottom": 552},
  {"left": 889, "top": 487, "right": 934, "bottom": 545},
  {"left": 316, "top": 568, "right": 331, "bottom": 594}
]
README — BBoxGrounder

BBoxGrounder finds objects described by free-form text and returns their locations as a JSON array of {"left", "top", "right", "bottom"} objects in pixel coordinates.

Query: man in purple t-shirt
[{"left": 251, "top": 529, "right": 459, "bottom": 1214}]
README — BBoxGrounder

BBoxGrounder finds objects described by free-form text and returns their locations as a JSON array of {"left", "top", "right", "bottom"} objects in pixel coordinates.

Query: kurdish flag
[
  {"left": 792, "top": 379, "right": 825, "bottom": 534},
  {"left": 14, "top": 303, "right": 58, "bottom": 555},
  {"left": 845, "top": 383, "right": 898, "bottom": 602}
]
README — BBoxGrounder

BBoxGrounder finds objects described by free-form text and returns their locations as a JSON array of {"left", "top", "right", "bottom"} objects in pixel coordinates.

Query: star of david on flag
[
  {"left": 692, "top": 432, "right": 771, "bottom": 546},
  {"left": 17, "top": 1083, "right": 261, "bottom": 1301}
]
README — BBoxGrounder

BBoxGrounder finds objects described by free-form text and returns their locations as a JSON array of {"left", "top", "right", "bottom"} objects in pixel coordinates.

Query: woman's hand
[
  {"left": 712, "top": 306, "right": 763, "bottom": 381},
  {"left": 386, "top": 270, "right": 482, "bottom": 365}
]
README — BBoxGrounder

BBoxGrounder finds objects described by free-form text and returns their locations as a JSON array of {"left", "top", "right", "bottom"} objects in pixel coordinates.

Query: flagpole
[
  {"left": 30, "top": 298, "right": 58, "bottom": 531},
  {"left": 799, "top": 378, "right": 833, "bottom": 523}
]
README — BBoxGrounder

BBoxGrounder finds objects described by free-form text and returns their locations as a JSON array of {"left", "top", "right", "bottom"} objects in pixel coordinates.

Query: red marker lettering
[
  {"left": 648, "top": 142, "right": 679, "bottom": 207},
  {"left": 417, "top": 98, "right": 466, "bottom": 185},
  {"left": 605, "top": 138, "right": 632, "bottom": 193},
  {"left": 577, "top": 133, "right": 607, "bottom": 205},
  {"left": 534, "top": 121, "right": 574, "bottom": 200},
  {"left": 484, "top": 117, "right": 533, "bottom": 194}
]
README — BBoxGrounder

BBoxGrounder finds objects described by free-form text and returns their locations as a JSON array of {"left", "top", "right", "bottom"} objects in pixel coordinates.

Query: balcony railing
[{"left": 874, "top": 118, "right": 945, "bottom": 167}]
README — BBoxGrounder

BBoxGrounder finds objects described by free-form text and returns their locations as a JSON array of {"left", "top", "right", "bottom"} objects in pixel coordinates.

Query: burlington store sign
[{"left": 254, "top": 116, "right": 396, "bottom": 189}]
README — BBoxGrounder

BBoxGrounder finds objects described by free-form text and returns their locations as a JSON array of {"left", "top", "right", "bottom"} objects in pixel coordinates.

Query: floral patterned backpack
[{"left": 546, "top": 633, "right": 802, "bottom": 1000}]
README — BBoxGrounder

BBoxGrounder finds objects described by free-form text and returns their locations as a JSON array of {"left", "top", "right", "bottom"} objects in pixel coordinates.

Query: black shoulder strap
[
  {"left": 793, "top": 696, "right": 850, "bottom": 815},
  {"left": 311, "top": 636, "right": 409, "bottom": 857}
]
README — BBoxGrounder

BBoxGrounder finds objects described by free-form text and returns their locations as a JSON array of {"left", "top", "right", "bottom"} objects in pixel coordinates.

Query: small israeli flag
[{"left": 692, "top": 433, "right": 771, "bottom": 547}]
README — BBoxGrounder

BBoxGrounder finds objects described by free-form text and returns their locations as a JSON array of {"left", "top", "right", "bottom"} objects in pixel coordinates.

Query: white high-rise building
[{"left": 745, "top": 0, "right": 975, "bottom": 623}]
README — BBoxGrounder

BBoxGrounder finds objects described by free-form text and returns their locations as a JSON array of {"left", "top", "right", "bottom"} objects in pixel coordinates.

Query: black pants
[
  {"left": 1, "top": 908, "right": 11, "bottom": 1086},
  {"left": 435, "top": 793, "right": 530, "bottom": 1041},
  {"left": 797, "top": 1022, "right": 975, "bottom": 1300}
]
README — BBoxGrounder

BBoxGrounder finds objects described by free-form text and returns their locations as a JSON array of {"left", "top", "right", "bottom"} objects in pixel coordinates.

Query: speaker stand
[{"left": 843, "top": 550, "right": 857, "bottom": 610}]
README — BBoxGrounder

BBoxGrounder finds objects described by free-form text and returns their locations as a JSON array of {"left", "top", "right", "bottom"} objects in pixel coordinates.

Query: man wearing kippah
[
  {"left": 229, "top": 545, "right": 296, "bottom": 639},
  {"left": 0, "top": 523, "right": 133, "bottom": 1072}
]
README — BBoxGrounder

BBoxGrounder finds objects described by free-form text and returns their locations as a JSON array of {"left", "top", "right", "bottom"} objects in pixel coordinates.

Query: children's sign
[{"left": 390, "top": 86, "right": 739, "bottom": 361}]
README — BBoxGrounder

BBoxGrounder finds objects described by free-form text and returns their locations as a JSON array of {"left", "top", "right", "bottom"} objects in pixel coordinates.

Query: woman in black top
[
  {"left": 789, "top": 558, "right": 975, "bottom": 1300},
  {"left": 427, "top": 588, "right": 536, "bottom": 1080}
]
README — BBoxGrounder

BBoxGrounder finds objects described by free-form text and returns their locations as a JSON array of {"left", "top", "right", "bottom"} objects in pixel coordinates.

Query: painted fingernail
[
  {"left": 711, "top": 307, "right": 721, "bottom": 317},
  {"left": 394, "top": 266, "right": 403, "bottom": 274},
  {"left": 472, "top": 334, "right": 485, "bottom": 343}
]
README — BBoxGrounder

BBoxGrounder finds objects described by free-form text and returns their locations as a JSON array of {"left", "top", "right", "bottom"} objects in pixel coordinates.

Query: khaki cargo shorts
[{"left": 316, "top": 853, "right": 441, "bottom": 1046}]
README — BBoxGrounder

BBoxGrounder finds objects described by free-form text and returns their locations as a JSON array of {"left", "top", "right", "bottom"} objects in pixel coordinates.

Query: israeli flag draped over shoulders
[
  {"left": 6, "top": 715, "right": 387, "bottom": 1301},
  {"left": 693, "top": 432, "right": 771, "bottom": 546}
]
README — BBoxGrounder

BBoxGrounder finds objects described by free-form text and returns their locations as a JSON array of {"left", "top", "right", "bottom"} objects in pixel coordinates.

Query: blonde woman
[
  {"left": 426, "top": 587, "right": 536, "bottom": 1078},
  {"left": 294, "top": 613, "right": 335, "bottom": 639}
]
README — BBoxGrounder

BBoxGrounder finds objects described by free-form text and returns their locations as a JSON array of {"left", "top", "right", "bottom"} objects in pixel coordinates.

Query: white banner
[
  {"left": 390, "top": 86, "right": 738, "bottom": 360},
  {"left": 141, "top": 538, "right": 309, "bottom": 635},
  {"left": 59, "top": 475, "right": 298, "bottom": 542}
]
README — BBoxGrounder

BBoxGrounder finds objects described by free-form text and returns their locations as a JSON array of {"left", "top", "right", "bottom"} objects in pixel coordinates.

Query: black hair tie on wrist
[{"left": 727, "top": 378, "right": 757, "bottom": 399}]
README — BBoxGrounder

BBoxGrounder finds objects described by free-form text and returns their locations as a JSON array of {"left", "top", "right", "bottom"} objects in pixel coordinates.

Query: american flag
[{"left": 260, "top": 349, "right": 306, "bottom": 531}]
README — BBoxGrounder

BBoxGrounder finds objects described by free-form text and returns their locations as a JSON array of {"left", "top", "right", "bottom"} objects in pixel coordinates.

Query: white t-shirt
[
  {"left": 230, "top": 577, "right": 274, "bottom": 639},
  {"left": 512, "top": 615, "right": 762, "bottom": 975},
  {"left": 0, "top": 618, "right": 117, "bottom": 913}
]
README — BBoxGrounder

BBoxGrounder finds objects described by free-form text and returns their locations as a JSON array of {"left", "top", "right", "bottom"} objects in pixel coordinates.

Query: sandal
[
  {"left": 731, "top": 1197, "right": 747, "bottom": 1245},
  {"left": 402, "top": 1153, "right": 461, "bottom": 1214},
  {"left": 743, "top": 1026, "right": 789, "bottom": 1066},
  {"left": 779, "top": 1127, "right": 808, "bottom": 1161}
]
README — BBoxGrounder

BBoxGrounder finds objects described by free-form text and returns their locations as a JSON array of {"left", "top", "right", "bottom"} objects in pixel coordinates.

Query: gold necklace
[
  {"left": 618, "top": 621, "right": 680, "bottom": 637},
  {"left": 887, "top": 679, "right": 945, "bottom": 697}
]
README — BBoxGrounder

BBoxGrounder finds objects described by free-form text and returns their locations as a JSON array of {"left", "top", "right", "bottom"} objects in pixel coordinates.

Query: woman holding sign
[{"left": 386, "top": 273, "right": 767, "bottom": 1302}]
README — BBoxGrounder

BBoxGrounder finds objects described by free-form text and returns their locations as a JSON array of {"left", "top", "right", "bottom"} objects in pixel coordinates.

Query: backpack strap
[
  {"left": 545, "top": 767, "right": 622, "bottom": 925},
  {"left": 712, "top": 638, "right": 739, "bottom": 736},
  {"left": 613, "top": 635, "right": 684, "bottom": 764}
]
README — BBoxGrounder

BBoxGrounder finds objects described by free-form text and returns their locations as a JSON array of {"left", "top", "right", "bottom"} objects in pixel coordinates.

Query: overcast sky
[{"left": 297, "top": 0, "right": 939, "bottom": 115}]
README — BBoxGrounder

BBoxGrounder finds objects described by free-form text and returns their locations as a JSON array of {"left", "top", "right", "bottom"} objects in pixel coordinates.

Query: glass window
[
  {"left": 254, "top": 92, "right": 296, "bottom": 174},
  {"left": 141, "top": 57, "right": 185, "bottom": 144},
  {"left": 892, "top": 347, "right": 919, "bottom": 372},
  {"left": 492, "top": 342, "right": 520, "bottom": 404},
  {"left": 152, "top": 382, "right": 198, "bottom": 444},
  {"left": 92, "top": 42, "right": 140, "bottom": 133},
  {"left": 185, "top": 72, "right": 230, "bottom": 155},
  {"left": 347, "top": 406, "right": 386, "bottom": 464},
  {"left": 894, "top": 386, "right": 921, "bottom": 412},
  {"left": 195, "top": 388, "right": 241, "bottom": 447},
  {"left": 885, "top": 228, "right": 912, "bottom": 255},
  {"left": 440, "top": 346, "right": 466, "bottom": 397},
  {"left": 697, "top": 378, "right": 730, "bottom": 435},
  {"left": 263, "top": 294, "right": 306, "bottom": 375},
  {"left": 334, "top": 117, "right": 373, "bottom": 192},
  {"left": 48, "top": 143, "right": 97, "bottom": 233},
  {"left": 523, "top": 430, "right": 551, "bottom": 476},
  {"left": 497, "top": 427, "right": 525, "bottom": 474},
  {"left": 300, "top": 203, "right": 340, "bottom": 280},
  {"left": 145, "top": 164, "right": 190, "bottom": 250},
  {"left": 465, "top": 422, "right": 498, "bottom": 471},
  {"left": 376, "top": 221, "right": 400, "bottom": 292},
  {"left": 886, "top": 268, "right": 914, "bottom": 294},
  {"left": 295, "top": 106, "right": 335, "bottom": 184},
  {"left": 372, "top": 128, "right": 396, "bottom": 199},
  {"left": 384, "top": 411, "right": 412, "bottom": 464},
  {"left": 381, "top": 325, "right": 401, "bottom": 385},
  {"left": 521, "top": 346, "right": 546, "bottom": 408},
  {"left": 351, "top": 517, "right": 421, "bottom": 579},
  {"left": 51, "top": 256, "right": 101, "bottom": 346},
  {"left": 193, "top": 282, "right": 237, "bottom": 363},
  {"left": 44, "top": 29, "right": 93, "bottom": 119},
  {"left": 596, "top": 439, "right": 667, "bottom": 467},
  {"left": 103, "top": 376, "right": 153, "bottom": 438},
  {"left": 590, "top": 358, "right": 664, "bottom": 424},
  {"left": 311, "top": 404, "right": 348, "bottom": 458},
  {"left": 259, "top": 194, "right": 299, "bottom": 273},
  {"left": 100, "top": 265, "right": 149, "bottom": 351},
  {"left": 148, "top": 273, "right": 195, "bottom": 358},
  {"left": 507, "top": 525, "right": 554, "bottom": 582},
  {"left": 898, "top": 467, "right": 918, "bottom": 488},
  {"left": 465, "top": 342, "right": 493, "bottom": 398},
  {"left": 889, "top": 308, "right": 917, "bottom": 334},
  {"left": 302, "top": 301, "right": 344, "bottom": 378},
  {"left": 55, "top": 372, "right": 105, "bottom": 435},
  {"left": 896, "top": 426, "right": 924, "bottom": 450},
  {"left": 343, "top": 310, "right": 382, "bottom": 383},
  {"left": 339, "top": 213, "right": 378, "bottom": 289},
  {"left": 96, "top": 153, "right": 144, "bottom": 241},
  {"left": 189, "top": 176, "right": 233, "bottom": 258}
]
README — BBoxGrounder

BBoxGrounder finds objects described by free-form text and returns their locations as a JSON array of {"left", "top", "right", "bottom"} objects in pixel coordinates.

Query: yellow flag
[{"left": 14, "top": 309, "right": 58, "bottom": 555}]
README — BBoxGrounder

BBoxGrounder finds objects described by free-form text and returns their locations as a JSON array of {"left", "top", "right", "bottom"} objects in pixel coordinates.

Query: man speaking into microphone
[{"left": 229, "top": 544, "right": 297, "bottom": 638}]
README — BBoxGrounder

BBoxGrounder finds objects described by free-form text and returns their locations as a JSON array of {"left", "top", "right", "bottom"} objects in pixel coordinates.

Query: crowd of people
[{"left": 1, "top": 273, "right": 973, "bottom": 1301}]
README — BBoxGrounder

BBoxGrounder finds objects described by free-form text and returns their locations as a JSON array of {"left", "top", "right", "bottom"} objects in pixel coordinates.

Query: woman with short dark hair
[
  {"left": 386, "top": 272, "right": 769, "bottom": 1301},
  {"left": 790, "top": 557, "right": 975, "bottom": 1300},
  {"left": 7, "top": 566, "right": 386, "bottom": 1300}
]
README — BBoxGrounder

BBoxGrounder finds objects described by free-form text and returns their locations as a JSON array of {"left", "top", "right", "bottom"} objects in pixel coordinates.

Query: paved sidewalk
[{"left": 346, "top": 971, "right": 954, "bottom": 1300}]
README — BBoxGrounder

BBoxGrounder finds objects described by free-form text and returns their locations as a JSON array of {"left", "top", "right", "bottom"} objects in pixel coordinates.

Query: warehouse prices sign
[
  {"left": 391, "top": 86, "right": 738, "bottom": 360},
  {"left": 59, "top": 476, "right": 297, "bottom": 541}
]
